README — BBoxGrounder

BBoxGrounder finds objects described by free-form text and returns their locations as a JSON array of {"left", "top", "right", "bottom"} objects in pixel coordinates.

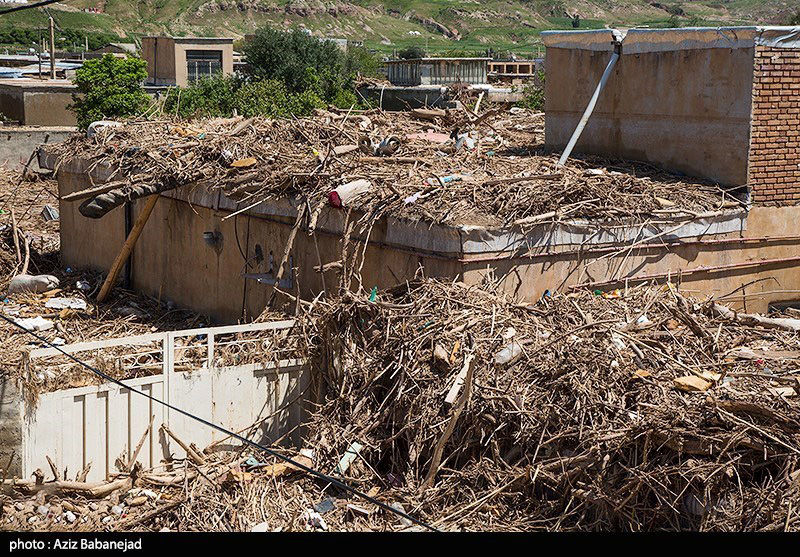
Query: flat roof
[
  {"left": 541, "top": 26, "right": 800, "bottom": 53},
  {"left": 143, "top": 36, "right": 234, "bottom": 43},
  {"left": 0, "top": 77, "right": 76, "bottom": 90},
  {"left": 385, "top": 57, "right": 491, "bottom": 63}
]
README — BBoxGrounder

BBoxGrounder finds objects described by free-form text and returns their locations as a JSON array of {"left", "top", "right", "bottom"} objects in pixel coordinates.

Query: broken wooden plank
[
  {"left": 445, "top": 353, "right": 475, "bottom": 406},
  {"left": 674, "top": 375, "right": 712, "bottom": 392}
]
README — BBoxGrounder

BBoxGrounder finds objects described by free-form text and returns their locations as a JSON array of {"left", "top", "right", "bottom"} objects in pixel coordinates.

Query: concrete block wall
[
  {"left": 0, "top": 375, "right": 22, "bottom": 478},
  {"left": 748, "top": 46, "right": 800, "bottom": 204}
]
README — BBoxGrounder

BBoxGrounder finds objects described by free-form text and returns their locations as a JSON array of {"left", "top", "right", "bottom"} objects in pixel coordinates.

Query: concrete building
[
  {"left": 141, "top": 36, "right": 234, "bottom": 87},
  {"left": 385, "top": 57, "right": 490, "bottom": 86},
  {"left": 542, "top": 26, "right": 800, "bottom": 191},
  {"left": 0, "top": 78, "right": 76, "bottom": 126},
  {"left": 488, "top": 58, "right": 544, "bottom": 82},
  {"left": 33, "top": 27, "right": 800, "bottom": 323}
]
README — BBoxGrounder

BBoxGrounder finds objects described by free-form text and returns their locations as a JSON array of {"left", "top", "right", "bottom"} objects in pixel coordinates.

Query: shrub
[
  {"left": 163, "top": 74, "right": 238, "bottom": 119},
  {"left": 516, "top": 70, "right": 545, "bottom": 111},
  {"left": 164, "top": 75, "right": 328, "bottom": 120},
  {"left": 398, "top": 45, "right": 426, "bottom": 60},
  {"left": 70, "top": 54, "right": 150, "bottom": 130}
]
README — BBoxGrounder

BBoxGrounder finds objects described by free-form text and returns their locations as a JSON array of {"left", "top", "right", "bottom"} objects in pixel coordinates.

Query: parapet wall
[{"left": 544, "top": 29, "right": 755, "bottom": 186}]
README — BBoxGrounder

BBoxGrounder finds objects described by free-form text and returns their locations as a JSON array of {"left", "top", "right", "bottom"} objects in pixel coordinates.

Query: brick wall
[{"left": 749, "top": 46, "right": 800, "bottom": 204}]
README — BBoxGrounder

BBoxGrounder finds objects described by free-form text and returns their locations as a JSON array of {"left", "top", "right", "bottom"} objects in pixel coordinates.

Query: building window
[{"left": 186, "top": 50, "right": 223, "bottom": 82}]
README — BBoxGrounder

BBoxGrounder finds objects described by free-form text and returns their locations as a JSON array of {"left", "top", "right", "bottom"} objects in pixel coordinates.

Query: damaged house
[{"left": 2, "top": 25, "right": 800, "bottom": 531}]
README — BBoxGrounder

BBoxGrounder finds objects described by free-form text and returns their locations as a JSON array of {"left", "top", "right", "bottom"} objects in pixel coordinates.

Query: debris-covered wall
[
  {"left": 50, "top": 151, "right": 800, "bottom": 318},
  {"left": 749, "top": 46, "right": 800, "bottom": 204},
  {"left": 51, "top": 156, "right": 460, "bottom": 323}
]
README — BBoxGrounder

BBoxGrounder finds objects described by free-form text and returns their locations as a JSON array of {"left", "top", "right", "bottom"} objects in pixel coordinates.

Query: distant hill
[{"left": 2, "top": 0, "right": 798, "bottom": 55}]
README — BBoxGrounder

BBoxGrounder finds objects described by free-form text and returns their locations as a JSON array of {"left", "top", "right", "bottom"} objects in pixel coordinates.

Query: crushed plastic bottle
[{"left": 494, "top": 340, "right": 524, "bottom": 365}]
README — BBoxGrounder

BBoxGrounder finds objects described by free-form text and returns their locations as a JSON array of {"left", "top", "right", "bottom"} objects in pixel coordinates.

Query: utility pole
[{"left": 49, "top": 16, "right": 55, "bottom": 80}]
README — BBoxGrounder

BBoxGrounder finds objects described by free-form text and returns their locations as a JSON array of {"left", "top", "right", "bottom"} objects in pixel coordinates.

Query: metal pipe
[
  {"left": 48, "top": 16, "right": 55, "bottom": 80},
  {"left": 557, "top": 48, "right": 620, "bottom": 167}
]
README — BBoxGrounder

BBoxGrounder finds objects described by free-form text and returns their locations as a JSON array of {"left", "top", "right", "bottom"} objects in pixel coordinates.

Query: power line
[
  {"left": 0, "top": 312, "right": 438, "bottom": 532},
  {"left": 0, "top": 0, "right": 66, "bottom": 16}
]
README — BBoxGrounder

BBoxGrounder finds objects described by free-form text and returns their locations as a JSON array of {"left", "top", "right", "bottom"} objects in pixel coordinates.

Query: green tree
[
  {"left": 70, "top": 54, "right": 149, "bottom": 130},
  {"left": 242, "top": 28, "right": 377, "bottom": 106},
  {"left": 243, "top": 28, "right": 347, "bottom": 94}
]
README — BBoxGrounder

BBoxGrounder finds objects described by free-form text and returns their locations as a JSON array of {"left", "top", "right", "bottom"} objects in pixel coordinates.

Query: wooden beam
[{"left": 96, "top": 195, "right": 158, "bottom": 303}]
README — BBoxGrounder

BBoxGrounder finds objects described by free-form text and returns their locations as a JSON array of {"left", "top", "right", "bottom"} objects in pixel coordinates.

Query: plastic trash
[
  {"left": 403, "top": 192, "right": 423, "bottom": 205},
  {"left": 15, "top": 316, "right": 54, "bottom": 332},
  {"left": 45, "top": 297, "right": 87, "bottom": 311},
  {"left": 64, "top": 511, "right": 76, "bottom": 523},
  {"left": 41, "top": 205, "right": 59, "bottom": 221},
  {"left": 8, "top": 274, "right": 59, "bottom": 294},
  {"left": 376, "top": 136, "right": 400, "bottom": 156},
  {"left": 494, "top": 340, "right": 524, "bottom": 365},
  {"left": 426, "top": 174, "right": 463, "bottom": 187},
  {"left": 313, "top": 497, "right": 336, "bottom": 514},
  {"left": 302, "top": 509, "right": 328, "bottom": 531},
  {"left": 87, "top": 120, "right": 122, "bottom": 138},
  {"left": 328, "top": 179, "right": 371, "bottom": 208},
  {"left": 76, "top": 280, "right": 91, "bottom": 292},
  {"left": 454, "top": 134, "right": 476, "bottom": 151}
]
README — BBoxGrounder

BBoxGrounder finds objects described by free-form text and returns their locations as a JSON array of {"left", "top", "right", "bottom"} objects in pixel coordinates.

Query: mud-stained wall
[
  {"left": 464, "top": 204, "right": 800, "bottom": 314},
  {"left": 57, "top": 160, "right": 126, "bottom": 273},
  {"left": 545, "top": 46, "right": 754, "bottom": 186},
  {"left": 56, "top": 161, "right": 460, "bottom": 323},
  {"left": 54, "top": 159, "right": 800, "bottom": 320},
  {"left": 0, "top": 128, "right": 73, "bottom": 169},
  {"left": 0, "top": 84, "right": 76, "bottom": 126}
]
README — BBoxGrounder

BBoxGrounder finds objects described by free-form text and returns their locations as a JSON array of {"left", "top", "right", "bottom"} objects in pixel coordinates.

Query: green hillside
[{"left": 1, "top": 0, "right": 797, "bottom": 55}]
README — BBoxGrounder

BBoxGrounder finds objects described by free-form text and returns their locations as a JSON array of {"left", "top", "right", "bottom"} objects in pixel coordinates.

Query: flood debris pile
[
  {"left": 0, "top": 167, "right": 59, "bottom": 288},
  {"left": 0, "top": 168, "right": 207, "bottom": 396},
  {"left": 1, "top": 273, "right": 212, "bottom": 397},
  {"left": 49, "top": 108, "right": 734, "bottom": 228},
  {"left": 4, "top": 280, "right": 800, "bottom": 531},
  {"left": 301, "top": 280, "right": 800, "bottom": 531}
]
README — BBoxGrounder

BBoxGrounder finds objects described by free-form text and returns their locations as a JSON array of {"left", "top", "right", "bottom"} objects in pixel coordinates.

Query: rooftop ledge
[
  {"left": 541, "top": 26, "right": 800, "bottom": 53},
  {"left": 40, "top": 147, "right": 747, "bottom": 261}
]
